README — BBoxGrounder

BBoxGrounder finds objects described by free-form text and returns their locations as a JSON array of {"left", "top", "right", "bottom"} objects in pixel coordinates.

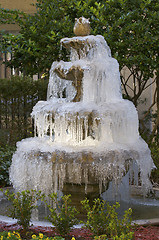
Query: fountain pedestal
[{"left": 62, "top": 183, "right": 101, "bottom": 219}]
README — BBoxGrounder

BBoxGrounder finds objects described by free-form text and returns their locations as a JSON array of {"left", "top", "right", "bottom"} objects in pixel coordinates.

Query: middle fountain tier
[{"left": 10, "top": 33, "right": 154, "bottom": 201}]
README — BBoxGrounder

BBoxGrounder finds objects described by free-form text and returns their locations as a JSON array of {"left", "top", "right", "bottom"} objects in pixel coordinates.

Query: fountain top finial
[{"left": 73, "top": 16, "right": 91, "bottom": 36}]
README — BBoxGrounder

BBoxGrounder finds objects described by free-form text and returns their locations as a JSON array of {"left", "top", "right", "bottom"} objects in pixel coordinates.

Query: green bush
[
  {"left": 0, "top": 76, "right": 48, "bottom": 146},
  {"left": 43, "top": 193, "right": 79, "bottom": 237},
  {"left": 0, "top": 145, "right": 15, "bottom": 187},
  {"left": 1, "top": 189, "right": 43, "bottom": 234},
  {"left": 94, "top": 232, "right": 134, "bottom": 240},
  {"left": 150, "top": 138, "right": 159, "bottom": 185},
  {"left": 81, "top": 198, "right": 134, "bottom": 239},
  {"left": 0, "top": 192, "right": 135, "bottom": 239}
]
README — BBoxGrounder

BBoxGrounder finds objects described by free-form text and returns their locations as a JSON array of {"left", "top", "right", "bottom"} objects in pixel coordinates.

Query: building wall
[
  {"left": 0, "top": 0, "right": 37, "bottom": 32},
  {"left": 121, "top": 67, "right": 157, "bottom": 128},
  {"left": 0, "top": 0, "right": 36, "bottom": 13},
  {"left": 0, "top": 0, "right": 37, "bottom": 77}
]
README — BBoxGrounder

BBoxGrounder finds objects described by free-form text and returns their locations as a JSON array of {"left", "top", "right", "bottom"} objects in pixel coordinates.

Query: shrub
[
  {"left": 1, "top": 189, "right": 43, "bottom": 234},
  {"left": 43, "top": 193, "right": 79, "bottom": 237},
  {"left": 81, "top": 198, "right": 134, "bottom": 239},
  {"left": 94, "top": 232, "right": 134, "bottom": 240},
  {"left": 0, "top": 76, "right": 48, "bottom": 146},
  {"left": 150, "top": 138, "right": 159, "bottom": 185},
  {"left": 0, "top": 145, "right": 15, "bottom": 187}
]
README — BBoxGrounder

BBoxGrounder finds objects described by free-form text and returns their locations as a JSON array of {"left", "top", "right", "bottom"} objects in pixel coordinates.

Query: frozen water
[
  {"left": 48, "top": 36, "right": 121, "bottom": 103},
  {"left": 10, "top": 33, "right": 155, "bottom": 198},
  {"left": 31, "top": 100, "right": 139, "bottom": 145}
]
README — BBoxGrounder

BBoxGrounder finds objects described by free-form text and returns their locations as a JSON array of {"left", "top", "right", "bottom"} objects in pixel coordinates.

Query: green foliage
[
  {"left": 98, "top": 0, "right": 158, "bottom": 107},
  {"left": 0, "top": 0, "right": 158, "bottom": 81},
  {"left": 150, "top": 138, "right": 159, "bottom": 184},
  {"left": 0, "top": 193, "right": 135, "bottom": 239},
  {"left": 0, "top": 7, "right": 26, "bottom": 25},
  {"left": 0, "top": 76, "right": 48, "bottom": 146},
  {"left": 0, "top": 0, "right": 104, "bottom": 76},
  {"left": 0, "top": 145, "right": 15, "bottom": 187},
  {"left": 81, "top": 198, "right": 133, "bottom": 239},
  {"left": 1, "top": 189, "right": 43, "bottom": 233},
  {"left": 94, "top": 231, "right": 134, "bottom": 240},
  {"left": 43, "top": 193, "right": 79, "bottom": 236}
]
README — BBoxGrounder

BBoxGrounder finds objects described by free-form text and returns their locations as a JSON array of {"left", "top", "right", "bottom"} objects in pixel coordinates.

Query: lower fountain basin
[{"left": 9, "top": 137, "right": 145, "bottom": 197}]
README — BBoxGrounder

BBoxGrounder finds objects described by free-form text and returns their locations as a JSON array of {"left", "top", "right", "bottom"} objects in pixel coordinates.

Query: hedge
[{"left": 0, "top": 76, "right": 48, "bottom": 146}]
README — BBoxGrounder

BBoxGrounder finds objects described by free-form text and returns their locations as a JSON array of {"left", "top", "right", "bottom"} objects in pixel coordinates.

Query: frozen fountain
[{"left": 10, "top": 17, "right": 155, "bottom": 203}]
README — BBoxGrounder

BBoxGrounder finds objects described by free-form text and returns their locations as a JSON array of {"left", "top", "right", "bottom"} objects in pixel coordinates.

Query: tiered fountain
[{"left": 10, "top": 17, "right": 155, "bottom": 204}]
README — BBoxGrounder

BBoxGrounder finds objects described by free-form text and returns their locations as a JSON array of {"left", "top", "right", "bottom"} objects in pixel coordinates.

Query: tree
[
  {"left": 0, "top": 0, "right": 103, "bottom": 76},
  {"left": 101, "top": 1, "right": 158, "bottom": 99},
  {"left": 96, "top": 0, "right": 159, "bottom": 140}
]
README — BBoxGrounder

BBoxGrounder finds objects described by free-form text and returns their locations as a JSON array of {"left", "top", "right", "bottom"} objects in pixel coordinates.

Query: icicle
[{"left": 84, "top": 116, "right": 88, "bottom": 139}]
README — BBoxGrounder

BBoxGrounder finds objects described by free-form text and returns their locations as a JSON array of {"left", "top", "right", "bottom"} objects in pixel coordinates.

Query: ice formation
[{"left": 10, "top": 21, "right": 155, "bottom": 198}]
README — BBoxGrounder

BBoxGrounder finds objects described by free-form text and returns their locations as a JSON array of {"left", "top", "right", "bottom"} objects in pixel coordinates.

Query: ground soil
[{"left": 0, "top": 221, "right": 159, "bottom": 239}]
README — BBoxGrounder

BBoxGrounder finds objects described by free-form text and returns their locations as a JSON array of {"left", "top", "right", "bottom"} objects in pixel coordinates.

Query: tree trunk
[
  {"left": 156, "top": 72, "right": 159, "bottom": 140},
  {"left": 149, "top": 72, "right": 159, "bottom": 143}
]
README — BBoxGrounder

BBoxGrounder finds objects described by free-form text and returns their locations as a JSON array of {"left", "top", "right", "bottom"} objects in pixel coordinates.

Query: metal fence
[
  {"left": 0, "top": 75, "right": 48, "bottom": 146},
  {"left": 0, "top": 52, "right": 41, "bottom": 79}
]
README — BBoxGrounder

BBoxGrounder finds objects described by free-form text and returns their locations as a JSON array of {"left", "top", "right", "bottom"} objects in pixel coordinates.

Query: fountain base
[{"left": 9, "top": 137, "right": 153, "bottom": 199}]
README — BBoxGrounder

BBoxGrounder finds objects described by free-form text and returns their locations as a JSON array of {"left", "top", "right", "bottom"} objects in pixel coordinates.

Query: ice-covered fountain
[{"left": 10, "top": 17, "right": 155, "bottom": 203}]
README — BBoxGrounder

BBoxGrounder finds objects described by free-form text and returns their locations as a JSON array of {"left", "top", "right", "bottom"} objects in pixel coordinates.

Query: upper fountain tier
[
  {"left": 32, "top": 17, "right": 138, "bottom": 145},
  {"left": 32, "top": 34, "right": 139, "bottom": 145},
  {"left": 47, "top": 35, "right": 122, "bottom": 103}
]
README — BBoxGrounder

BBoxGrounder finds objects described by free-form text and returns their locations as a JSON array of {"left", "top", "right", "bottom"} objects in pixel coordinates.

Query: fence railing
[
  {"left": 0, "top": 76, "right": 48, "bottom": 146},
  {"left": 0, "top": 52, "right": 42, "bottom": 79},
  {"left": 0, "top": 51, "right": 21, "bottom": 78}
]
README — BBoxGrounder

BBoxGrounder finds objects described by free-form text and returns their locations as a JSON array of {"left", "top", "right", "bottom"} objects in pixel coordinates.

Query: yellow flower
[
  {"left": 15, "top": 232, "right": 21, "bottom": 239},
  {"left": 32, "top": 235, "right": 37, "bottom": 239},
  {"left": 8, "top": 232, "right": 11, "bottom": 238},
  {"left": 39, "top": 233, "right": 43, "bottom": 239},
  {"left": 1, "top": 236, "right": 3, "bottom": 240},
  {"left": 71, "top": 237, "right": 76, "bottom": 240}
]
